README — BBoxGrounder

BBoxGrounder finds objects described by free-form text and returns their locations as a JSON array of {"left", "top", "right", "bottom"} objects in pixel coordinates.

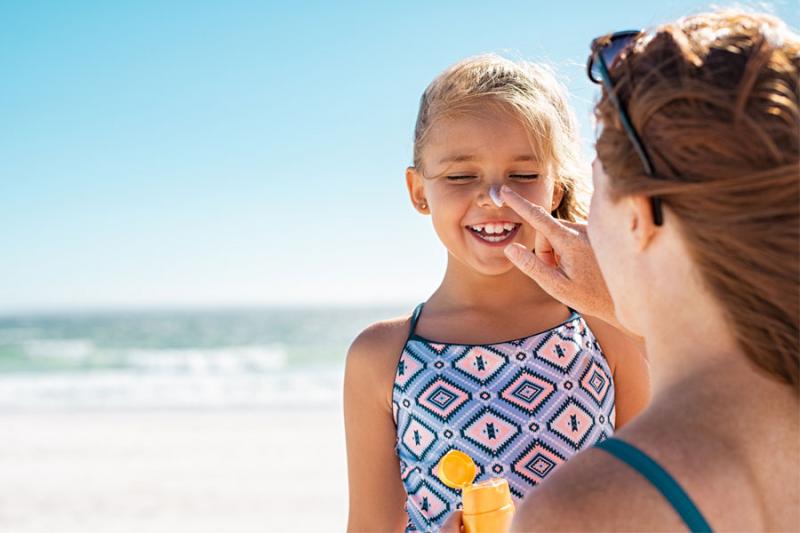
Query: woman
[{"left": 445, "top": 9, "right": 799, "bottom": 532}]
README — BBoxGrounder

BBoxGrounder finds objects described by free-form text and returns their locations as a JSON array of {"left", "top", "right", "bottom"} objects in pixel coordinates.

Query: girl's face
[{"left": 408, "top": 109, "right": 562, "bottom": 276}]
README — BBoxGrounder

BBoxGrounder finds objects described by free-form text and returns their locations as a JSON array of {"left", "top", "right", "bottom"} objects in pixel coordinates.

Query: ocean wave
[
  {"left": 0, "top": 368, "right": 343, "bottom": 410},
  {"left": 127, "top": 345, "right": 288, "bottom": 374},
  {"left": 11, "top": 342, "right": 290, "bottom": 374},
  {"left": 23, "top": 339, "right": 95, "bottom": 361}
]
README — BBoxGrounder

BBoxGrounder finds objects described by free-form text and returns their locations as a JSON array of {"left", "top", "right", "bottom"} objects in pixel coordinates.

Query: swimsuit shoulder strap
[
  {"left": 595, "top": 437, "right": 713, "bottom": 533},
  {"left": 406, "top": 302, "right": 425, "bottom": 341}
]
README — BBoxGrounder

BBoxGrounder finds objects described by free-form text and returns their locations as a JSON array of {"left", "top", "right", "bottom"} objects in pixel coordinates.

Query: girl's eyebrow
[
  {"left": 437, "top": 154, "right": 539, "bottom": 164},
  {"left": 438, "top": 154, "right": 477, "bottom": 164}
]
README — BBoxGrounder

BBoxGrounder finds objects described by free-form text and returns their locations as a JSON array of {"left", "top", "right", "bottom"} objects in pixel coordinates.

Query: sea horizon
[{"left": 0, "top": 304, "right": 414, "bottom": 411}]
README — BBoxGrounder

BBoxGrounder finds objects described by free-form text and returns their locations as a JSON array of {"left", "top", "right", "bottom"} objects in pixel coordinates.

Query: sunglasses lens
[
  {"left": 589, "top": 56, "right": 603, "bottom": 82},
  {"left": 602, "top": 37, "right": 632, "bottom": 68},
  {"left": 600, "top": 33, "right": 638, "bottom": 76}
]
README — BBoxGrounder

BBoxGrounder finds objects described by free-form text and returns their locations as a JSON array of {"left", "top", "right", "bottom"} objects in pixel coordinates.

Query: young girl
[{"left": 344, "top": 55, "right": 650, "bottom": 532}]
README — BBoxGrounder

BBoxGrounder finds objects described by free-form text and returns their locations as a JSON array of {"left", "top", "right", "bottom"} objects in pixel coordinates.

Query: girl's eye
[
  {"left": 446, "top": 175, "right": 478, "bottom": 181},
  {"left": 509, "top": 174, "right": 540, "bottom": 180}
]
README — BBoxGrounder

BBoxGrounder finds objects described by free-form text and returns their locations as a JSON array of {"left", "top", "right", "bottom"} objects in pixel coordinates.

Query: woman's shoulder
[
  {"left": 511, "top": 439, "right": 689, "bottom": 531},
  {"left": 513, "top": 414, "right": 773, "bottom": 532}
]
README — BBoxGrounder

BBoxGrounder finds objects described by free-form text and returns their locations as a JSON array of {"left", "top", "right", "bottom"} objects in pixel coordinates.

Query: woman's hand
[{"left": 500, "top": 185, "right": 620, "bottom": 329}]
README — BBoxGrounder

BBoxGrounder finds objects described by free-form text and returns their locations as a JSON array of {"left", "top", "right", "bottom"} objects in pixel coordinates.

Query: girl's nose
[
  {"left": 478, "top": 184, "right": 504, "bottom": 208},
  {"left": 488, "top": 185, "right": 504, "bottom": 207}
]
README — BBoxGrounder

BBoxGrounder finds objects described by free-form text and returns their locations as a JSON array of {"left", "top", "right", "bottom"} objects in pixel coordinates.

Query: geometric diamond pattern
[
  {"left": 395, "top": 346, "right": 427, "bottom": 392},
  {"left": 499, "top": 369, "right": 556, "bottom": 415},
  {"left": 417, "top": 376, "right": 471, "bottom": 422},
  {"left": 534, "top": 332, "right": 581, "bottom": 372},
  {"left": 580, "top": 360, "right": 611, "bottom": 406},
  {"left": 393, "top": 308, "right": 615, "bottom": 531},
  {"left": 401, "top": 415, "right": 437, "bottom": 460},
  {"left": 428, "top": 343, "right": 447, "bottom": 354},
  {"left": 408, "top": 480, "right": 450, "bottom": 522},
  {"left": 461, "top": 407, "right": 521, "bottom": 456},
  {"left": 453, "top": 346, "right": 508, "bottom": 385},
  {"left": 511, "top": 439, "right": 566, "bottom": 486},
  {"left": 547, "top": 397, "right": 597, "bottom": 450}
]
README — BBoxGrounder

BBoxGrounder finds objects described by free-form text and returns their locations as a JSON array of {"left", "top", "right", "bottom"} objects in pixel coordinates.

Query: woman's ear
[
  {"left": 627, "top": 195, "right": 658, "bottom": 251},
  {"left": 406, "top": 167, "right": 429, "bottom": 214}
]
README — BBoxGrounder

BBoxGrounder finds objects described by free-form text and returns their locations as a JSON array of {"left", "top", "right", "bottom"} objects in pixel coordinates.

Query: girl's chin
[
  {"left": 443, "top": 240, "right": 532, "bottom": 276},
  {"left": 468, "top": 257, "right": 519, "bottom": 277}
]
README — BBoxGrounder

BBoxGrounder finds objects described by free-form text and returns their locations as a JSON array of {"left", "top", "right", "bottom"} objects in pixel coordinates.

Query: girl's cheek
[
  {"left": 440, "top": 183, "right": 480, "bottom": 202},
  {"left": 512, "top": 181, "right": 552, "bottom": 206}
]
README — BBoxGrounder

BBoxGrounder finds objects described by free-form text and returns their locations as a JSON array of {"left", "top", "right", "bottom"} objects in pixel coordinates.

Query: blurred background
[{"left": 1, "top": 1, "right": 797, "bottom": 531}]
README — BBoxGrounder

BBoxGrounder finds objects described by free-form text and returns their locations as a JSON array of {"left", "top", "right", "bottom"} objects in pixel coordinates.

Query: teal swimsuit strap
[
  {"left": 407, "top": 303, "right": 425, "bottom": 340},
  {"left": 595, "top": 438, "right": 713, "bottom": 533}
]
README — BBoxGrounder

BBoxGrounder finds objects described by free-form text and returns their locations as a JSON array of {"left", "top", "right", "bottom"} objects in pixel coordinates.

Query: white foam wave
[
  {"left": 16, "top": 341, "right": 290, "bottom": 374},
  {"left": 23, "top": 339, "right": 95, "bottom": 361},
  {"left": 0, "top": 368, "right": 343, "bottom": 410},
  {"left": 127, "top": 345, "right": 288, "bottom": 374}
]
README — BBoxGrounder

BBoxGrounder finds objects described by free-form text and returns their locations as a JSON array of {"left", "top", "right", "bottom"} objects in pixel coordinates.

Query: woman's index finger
[{"left": 500, "top": 186, "right": 567, "bottom": 243}]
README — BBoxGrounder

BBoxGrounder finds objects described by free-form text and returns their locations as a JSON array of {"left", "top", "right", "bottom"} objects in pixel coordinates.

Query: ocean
[{"left": 0, "top": 306, "right": 410, "bottom": 410}]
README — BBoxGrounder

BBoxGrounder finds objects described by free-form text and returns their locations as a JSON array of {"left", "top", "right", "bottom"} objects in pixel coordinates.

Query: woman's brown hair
[{"left": 595, "top": 10, "right": 800, "bottom": 387}]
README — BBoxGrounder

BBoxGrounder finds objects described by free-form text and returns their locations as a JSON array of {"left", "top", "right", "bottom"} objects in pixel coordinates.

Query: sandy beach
[{"left": 0, "top": 407, "right": 348, "bottom": 532}]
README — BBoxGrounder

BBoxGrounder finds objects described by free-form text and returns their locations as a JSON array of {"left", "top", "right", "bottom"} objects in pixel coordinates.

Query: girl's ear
[
  {"left": 406, "top": 167, "right": 429, "bottom": 214},
  {"left": 551, "top": 182, "right": 565, "bottom": 215},
  {"left": 627, "top": 195, "right": 658, "bottom": 251}
]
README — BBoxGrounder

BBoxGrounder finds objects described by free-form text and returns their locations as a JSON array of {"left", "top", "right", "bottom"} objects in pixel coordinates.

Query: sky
[{"left": 1, "top": 1, "right": 797, "bottom": 312}]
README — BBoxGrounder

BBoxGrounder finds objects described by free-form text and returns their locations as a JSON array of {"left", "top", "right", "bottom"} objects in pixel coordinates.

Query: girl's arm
[
  {"left": 344, "top": 321, "right": 409, "bottom": 532},
  {"left": 584, "top": 316, "right": 651, "bottom": 428}
]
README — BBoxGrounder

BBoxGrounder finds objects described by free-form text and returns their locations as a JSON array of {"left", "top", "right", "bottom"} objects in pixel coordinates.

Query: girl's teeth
[
  {"left": 469, "top": 223, "right": 518, "bottom": 243},
  {"left": 488, "top": 223, "right": 505, "bottom": 234},
  {"left": 469, "top": 223, "right": 518, "bottom": 235}
]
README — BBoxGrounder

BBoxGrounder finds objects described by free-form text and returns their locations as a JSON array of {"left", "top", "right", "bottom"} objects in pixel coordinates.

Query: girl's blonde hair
[
  {"left": 412, "top": 54, "right": 590, "bottom": 222},
  {"left": 594, "top": 10, "right": 800, "bottom": 387}
]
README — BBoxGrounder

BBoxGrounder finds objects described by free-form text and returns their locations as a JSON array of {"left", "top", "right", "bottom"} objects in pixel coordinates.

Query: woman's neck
[{"left": 638, "top": 304, "right": 797, "bottom": 425}]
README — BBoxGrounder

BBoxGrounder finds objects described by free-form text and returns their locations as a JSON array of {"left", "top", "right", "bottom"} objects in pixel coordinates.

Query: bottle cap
[{"left": 437, "top": 449, "right": 477, "bottom": 489}]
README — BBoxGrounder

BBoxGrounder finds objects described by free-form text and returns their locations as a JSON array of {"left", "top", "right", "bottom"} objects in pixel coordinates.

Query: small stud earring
[{"left": 420, "top": 201, "right": 428, "bottom": 210}]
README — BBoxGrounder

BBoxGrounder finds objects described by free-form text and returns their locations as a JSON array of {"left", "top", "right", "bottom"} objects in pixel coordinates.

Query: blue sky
[{"left": 2, "top": 1, "right": 797, "bottom": 311}]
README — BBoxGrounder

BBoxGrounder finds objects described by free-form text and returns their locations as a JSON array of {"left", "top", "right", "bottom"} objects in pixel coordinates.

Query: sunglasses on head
[{"left": 587, "top": 30, "right": 664, "bottom": 226}]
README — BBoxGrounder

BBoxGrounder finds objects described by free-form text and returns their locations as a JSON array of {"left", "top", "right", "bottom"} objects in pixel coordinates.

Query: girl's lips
[{"left": 466, "top": 224, "right": 521, "bottom": 247}]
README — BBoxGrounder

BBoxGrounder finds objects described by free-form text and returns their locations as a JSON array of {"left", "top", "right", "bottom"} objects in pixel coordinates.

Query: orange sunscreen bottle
[{"left": 437, "top": 449, "right": 515, "bottom": 533}]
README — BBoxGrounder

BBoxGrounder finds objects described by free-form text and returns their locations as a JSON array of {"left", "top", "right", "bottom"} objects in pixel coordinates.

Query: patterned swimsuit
[{"left": 393, "top": 304, "right": 616, "bottom": 531}]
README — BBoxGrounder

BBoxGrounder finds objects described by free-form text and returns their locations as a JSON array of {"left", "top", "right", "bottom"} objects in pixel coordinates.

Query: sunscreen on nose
[
  {"left": 489, "top": 185, "right": 504, "bottom": 207},
  {"left": 438, "top": 449, "right": 515, "bottom": 533}
]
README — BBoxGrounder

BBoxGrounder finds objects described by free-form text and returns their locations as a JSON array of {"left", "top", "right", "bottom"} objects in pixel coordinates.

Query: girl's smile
[{"left": 466, "top": 221, "right": 521, "bottom": 246}]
